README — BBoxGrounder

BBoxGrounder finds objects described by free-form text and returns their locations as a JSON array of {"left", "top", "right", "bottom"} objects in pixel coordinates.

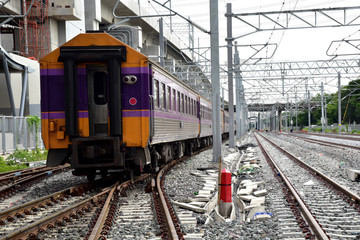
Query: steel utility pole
[
  {"left": 338, "top": 72, "right": 342, "bottom": 134},
  {"left": 226, "top": 3, "right": 235, "bottom": 148},
  {"left": 285, "top": 95, "right": 288, "bottom": 132},
  {"left": 324, "top": 95, "right": 328, "bottom": 130},
  {"left": 210, "top": 0, "right": 222, "bottom": 163},
  {"left": 159, "top": 18, "right": 165, "bottom": 67},
  {"left": 321, "top": 82, "right": 325, "bottom": 133},
  {"left": 234, "top": 42, "right": 241, "bottom": 139},
  {"left": 308, "top": 90, "right": 311, "bottom": 132},
  {"left": 295, "top": 89, "right": 298, "bottom": 130}
]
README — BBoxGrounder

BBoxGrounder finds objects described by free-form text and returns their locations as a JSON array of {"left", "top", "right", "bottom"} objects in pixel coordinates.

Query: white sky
[
  {"left": 158, "top": 0, "right": 360, "bottom": 61},
  {"left": 142, "top": 0, "right": 360, "bottom": 103}
]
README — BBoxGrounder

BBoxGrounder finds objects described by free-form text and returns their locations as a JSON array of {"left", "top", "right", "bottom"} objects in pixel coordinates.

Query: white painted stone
[
  {"left": 214, "top": 202, "right": 236, "bottom": 222},
  {"left": 204, "top": 193, "right": 217, "bottom": 214},
  {"left": 190, "top": 171, "right": 206, "bottom": 177},
  {"left": 203, "top": 186, "right": 215, "bottom": 191},
  {"left": 253, "top": 213, "right": 271, "bottom": 221},
  {"left": 240, "top": 179, "right": 252, "bottom": 185},
  {"left": 241, "top": 183, "right": 258, "bottom": 190},
  {"left": 247, "top": 205, "right": 265, "bottom": 221},
  {"left": 253, "top": 189, "right": 268, "bottom": 197},
  {"left": 198, "top": 190, "right": 211, "bottom": 195},
  {"left": 347, "top": 169, "right": 360, "bottom": 181},
  {"left": 189, "top": 201, "right": 207, "bottom": 207},
  {"left": 250, "top": 164, "right": 261, "bottom": 169},
  {"left": 244, "top": 203, "right": 262, "bottom": 211},
  {"left": 195, "top": 194, "right": 212, "bottom": 199},
  {"left": 189, "top": 198, "right": 210, "bottom": 202},
  {"left": 242, "top": 181, "right": 264, "bottom": 187},
  {"left": 173, "top": 201, "right": 206, "bottom": 213},
  {"left": 303, "top": 180, "right": 315, "bottom": 186},
  {"left": 238, "top": 195, "right": 256, "bottom": 202},
  {"left": 238, "top": 187, "right": 253, "bottom": 195},
  {"left": 250, "top": 196, "right": 266, "bottom": 205}
]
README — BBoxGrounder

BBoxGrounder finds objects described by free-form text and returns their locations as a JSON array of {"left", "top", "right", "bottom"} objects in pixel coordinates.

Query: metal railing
[{"left": 0, "top": 116, "right": 44, "bottom": 154}]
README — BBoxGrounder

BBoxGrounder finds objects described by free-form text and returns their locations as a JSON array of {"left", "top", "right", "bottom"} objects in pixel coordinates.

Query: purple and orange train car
[{"left": 40, "top": 32, "right": 230, "bottom": 180}]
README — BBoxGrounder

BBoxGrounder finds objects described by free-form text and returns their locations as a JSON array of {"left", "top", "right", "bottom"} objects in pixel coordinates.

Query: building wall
[
  {"left": 0, "top": 54, "right": 40, "bottom": 117},
  {"left": 0, "top": 0, "right": 193, "bottom": 117},
  {"left": 10, "top": 54, "right": 41, "bottom": 116}
]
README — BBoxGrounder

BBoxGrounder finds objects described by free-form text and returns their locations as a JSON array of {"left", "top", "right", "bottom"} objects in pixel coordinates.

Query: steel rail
[
  {"left": 87, "top": 146, "right": 211, "bottom": 240},
  {"left": 0, "top": 164, "right": 69, "bottom": 199},
  {"left": 287, "top": 132, "right": 360, "bottom": 150},
  {"left": 87, "top": 173, "right": 151, "bottom": 240},
  {"left": 254, "top": 133, "right": 330, "bottom": 240},
  {"left": 294, "top": 131, "right": 360, "bottom": 142},
  {"left": 0, "top": 186, "right": 112, "bottom": 240},
  {"left": 157, "top": 163, "right": 179, "bottom": 240},
  {"left": 0, "top": 166, "right": 48, "bottom": 178},
  {"left": 0, "top": 179, "right": 100, "bottom": 225},
  {"left": 261, "top": 132, "right": 360, "bottom": 204}
]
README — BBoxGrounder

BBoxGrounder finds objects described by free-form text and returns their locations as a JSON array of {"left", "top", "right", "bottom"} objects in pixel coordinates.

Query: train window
[
  {"left": 191, "top": 101, "right": 193, "bottom": 116},
  {"left": 195, "top": 102, "right": 197, "bottom": 117},
  {"left": 188, "top": 98, "right": 190, "bottom": 115},
  {"left": 185, "top": 96, "right": 188, "bottom": 114},
  {"left": 178, "top": 92, "right": 181, "bottom": 112},
  {"left": 173, "top": 89, "right": 176, "bottom": 111},
  {"left": 181, "top": 93, "right": 184, "bottom": 113},
  {"left": 93, "top": 71, "right": 108, "bottom": 105},
  {"left": 190, "top": 99, "right": 192, "bottom": 116},
  {"left": 160, "top": 83, "right": 165, "bottom": 109},
  {"left": 154, "top": 80, "right": 159, "bottom": 108},
  {"left": 167, "top": 86, "right": 171, "bottom": 110},
  {"left": 194, "top": 100, "right": 196, "bottom": 116},
  {"left": 190, "top": 99, "right": 193, "bottom": 116}
]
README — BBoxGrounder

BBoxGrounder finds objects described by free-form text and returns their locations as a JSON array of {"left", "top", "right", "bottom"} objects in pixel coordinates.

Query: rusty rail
[
  {"left": 0, "top": 166, "right": 49, "bottom": 184},
  {"left": 0, "top": 187, "right": 111, "bottom": 240},
  {"left": 261, "top": 132, "right": 360, "bottom": 205},
  {"left": 0, "top": 164, "right": 70, "bottom": 200},
  {"left": 283, "top": 132, "right": 360, "bottom": 150},
  {"left": 86, "top": 173, "right": 151, "bottom": 240},
  {"left": 254, "top": 132, "right": 330, "bottom": 240},
  {"left": 0, "top": 178, "right": 101, "bottom": 225}
]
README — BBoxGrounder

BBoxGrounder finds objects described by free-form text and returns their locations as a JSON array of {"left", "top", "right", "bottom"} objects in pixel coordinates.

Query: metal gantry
[{"left": 232, "top": 6, "right": 360, "bottom": 39}]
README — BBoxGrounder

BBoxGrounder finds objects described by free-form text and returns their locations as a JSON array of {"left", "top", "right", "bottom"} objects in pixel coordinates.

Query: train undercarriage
[{"left": 47, "top": 136, "right": 215, "bottom": 181}]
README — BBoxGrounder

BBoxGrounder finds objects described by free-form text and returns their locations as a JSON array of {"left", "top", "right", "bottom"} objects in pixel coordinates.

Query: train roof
[
  {"left": 149, "top": 59, "right": 212, "bottom": 107},
  {"left": 39, "top": 32, "right": 148, "bottom": 68}
]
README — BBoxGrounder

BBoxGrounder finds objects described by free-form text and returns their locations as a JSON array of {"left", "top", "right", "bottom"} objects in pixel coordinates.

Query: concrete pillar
[{"left": 85, "top": 0, "right": 101, "bottom": 31}]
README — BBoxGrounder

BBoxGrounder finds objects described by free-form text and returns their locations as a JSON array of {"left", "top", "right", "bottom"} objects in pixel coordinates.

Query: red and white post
[{"left": 219, "top": 168, "right": 232, "bottom": 217}]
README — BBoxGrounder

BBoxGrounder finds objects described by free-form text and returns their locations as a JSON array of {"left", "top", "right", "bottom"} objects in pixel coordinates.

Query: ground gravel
[{"left": 164, "top": 134, "right": 287, "bottom": 239}]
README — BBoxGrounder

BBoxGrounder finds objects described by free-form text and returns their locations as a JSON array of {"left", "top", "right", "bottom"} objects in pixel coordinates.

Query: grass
[
  {"left": 7, "top": 149, "right": 48, "bottom": 163},
  {"left": 0, "top": 155, "right": 27, "bottom": 172},
  {"left": 0, "top": 149, "right": 48, "bottom": 173}
]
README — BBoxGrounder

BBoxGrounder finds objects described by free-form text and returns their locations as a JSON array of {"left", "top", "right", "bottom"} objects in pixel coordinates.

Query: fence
[{"left": 0, "top": 116, "right": 44, "bottom": 154}]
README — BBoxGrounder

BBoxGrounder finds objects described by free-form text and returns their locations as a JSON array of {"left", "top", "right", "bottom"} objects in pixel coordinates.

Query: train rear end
[{"left": 40, "top": 33, "right": 151, "bottom": 179}]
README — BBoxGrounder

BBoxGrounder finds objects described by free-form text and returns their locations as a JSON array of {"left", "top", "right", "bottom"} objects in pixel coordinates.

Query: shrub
[
  {"left": 7, "top": 149, "right": 48, "bottom": 163},
  {"left": 0, "top": 157, "right": 27, "bottom": 172}
]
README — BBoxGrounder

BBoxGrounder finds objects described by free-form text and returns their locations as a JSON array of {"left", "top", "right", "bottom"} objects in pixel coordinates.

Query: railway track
[
  {"left": 0, "top": 144, "right": 214, "bottom": 240},
  {"left": 0, "top": 164, "right": 69, "bottom": 201},
  {"left": 88, "top": 158, "right": 186, "bottom": 240},
  {"left": 0, "top": 175, "right": 116, "bottom": 239},
  {"left": 87, "top": 147, "right": 215, "bottom": 240},
  {"left": 295, "top": 131, "right": 360, "bottom": 141},
  {"left": 254, "top": 132, "right": 360, "bottom": 239},
  {"left": 281, "top": 132, "right": 360, "bottom": 151}
]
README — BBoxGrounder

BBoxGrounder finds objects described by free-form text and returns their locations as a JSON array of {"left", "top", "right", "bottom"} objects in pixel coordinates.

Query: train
[{"left": 40, "top": 32, "right": 231, "bottom": 180}]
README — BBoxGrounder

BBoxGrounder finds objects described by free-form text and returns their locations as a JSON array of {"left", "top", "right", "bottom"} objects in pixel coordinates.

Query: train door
[{"left": 87, "top": 65, "right": 109, "bottom": 137}]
